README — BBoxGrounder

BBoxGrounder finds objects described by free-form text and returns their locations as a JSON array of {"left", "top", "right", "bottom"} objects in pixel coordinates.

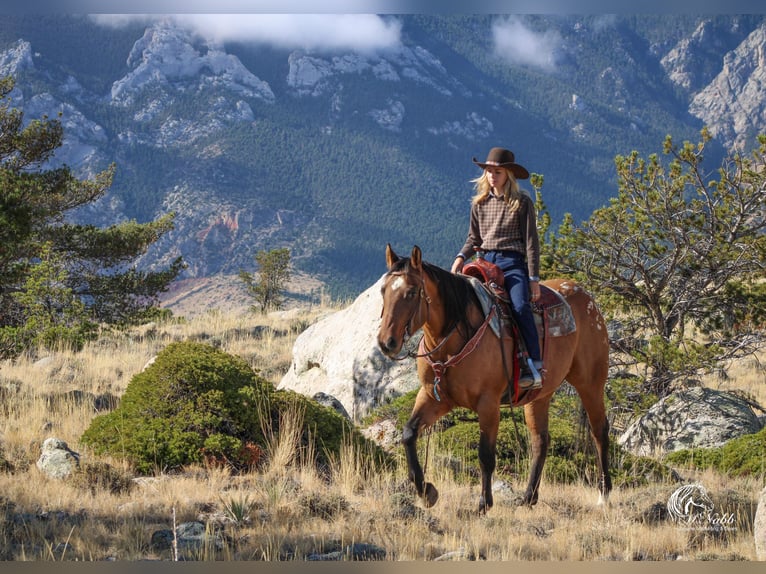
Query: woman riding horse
[{"left": 378, "top": 244, "right": 611, "bottom": 513}]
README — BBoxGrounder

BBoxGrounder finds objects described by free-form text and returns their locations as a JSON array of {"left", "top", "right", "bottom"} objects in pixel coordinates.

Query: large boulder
[
  {"left": 278, "top": 276, "right": 419, "bottom": 421},
  {"left": 618, "top": 386, "right": 763, "bottom": 457},
  {"left": 36, "top": 437, "right": 80, "bottom": 479},
  {"left": 755, "top": 485, "right": 766, "bottom": 560}
]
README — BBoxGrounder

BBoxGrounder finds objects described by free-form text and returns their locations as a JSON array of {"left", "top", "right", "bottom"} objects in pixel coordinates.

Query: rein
[{"left": 419, "top": 305, "right": 496, "bottom": 401}]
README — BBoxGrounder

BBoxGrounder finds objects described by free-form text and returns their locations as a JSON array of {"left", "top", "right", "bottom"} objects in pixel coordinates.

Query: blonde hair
[{"left": 471, "top": 168, "right": 524, "bottom": 211}]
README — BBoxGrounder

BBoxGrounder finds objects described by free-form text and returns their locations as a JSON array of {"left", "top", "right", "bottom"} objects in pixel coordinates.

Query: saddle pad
[
  {"left": 467, "top": 276, "right": 576, "bottom": 339},
  {"left": 535, "top": 285, "right": 576, "bottom": 337},
  {"left": 466, "top": 276, "right": 503, "bottom": 338}
]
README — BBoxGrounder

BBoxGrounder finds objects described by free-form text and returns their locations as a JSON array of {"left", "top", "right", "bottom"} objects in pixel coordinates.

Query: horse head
[{"left": 378, "top": 244, "right": 427, "bottom": 358}]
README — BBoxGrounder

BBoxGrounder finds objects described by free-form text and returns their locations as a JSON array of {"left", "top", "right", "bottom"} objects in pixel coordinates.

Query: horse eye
[{"left": 405, "top": 289, "right": 417, "bottom": 299}]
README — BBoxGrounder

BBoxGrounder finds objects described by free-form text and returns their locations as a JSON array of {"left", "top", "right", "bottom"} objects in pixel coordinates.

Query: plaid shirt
[{"left": 459, "top": 191, "right": 540, "bottom": 277}]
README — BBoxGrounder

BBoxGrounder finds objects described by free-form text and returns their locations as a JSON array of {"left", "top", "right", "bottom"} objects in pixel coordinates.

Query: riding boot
[{"left": 519, "top": 357, "right": 543, "bottom": 390}]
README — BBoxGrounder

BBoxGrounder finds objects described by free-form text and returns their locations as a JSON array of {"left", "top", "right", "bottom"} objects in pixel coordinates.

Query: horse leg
[
  {"left": 402, "top": 387, "right": 450, "bottom": 508},
  {"left": 476, "top": 398, "right": 500, "bottom": 514},
  {"left": 521, "top": 396, "right": 553, "bottom": 506},
  {"left": 578, "top": 390, "right": 612, "bottom": 505}
]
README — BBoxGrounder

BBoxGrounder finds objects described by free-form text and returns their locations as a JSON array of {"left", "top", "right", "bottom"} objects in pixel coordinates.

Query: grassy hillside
[{"left": 0, "top": 300, "right": 763, "bottom": 561}]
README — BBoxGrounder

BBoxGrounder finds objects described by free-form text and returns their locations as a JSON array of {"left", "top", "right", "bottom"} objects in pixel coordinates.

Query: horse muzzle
[{"left": 378, "top": 335, "right": 403, "bottom": 358}]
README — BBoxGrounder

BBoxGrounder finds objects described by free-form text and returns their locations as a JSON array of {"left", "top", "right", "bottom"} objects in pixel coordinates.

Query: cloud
[
  {"left": 89, "top": 14, "right": 402, "bottom": 54},
  {"left": 491, "top": 16, "right": 562, "bottom": 72}
]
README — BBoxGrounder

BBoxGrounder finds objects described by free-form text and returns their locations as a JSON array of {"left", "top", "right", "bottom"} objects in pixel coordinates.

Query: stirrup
[
  {"left": 529, "top": 358, "right": 543, "bottom": 383},
  {"left": 519, "top": 358, "right": 543, "bottom": 390}
]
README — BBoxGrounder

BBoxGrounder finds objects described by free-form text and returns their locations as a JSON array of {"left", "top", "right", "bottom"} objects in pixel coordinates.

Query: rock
[
  {"left": 312, "top": 391, "right": 351, "bottom": 420},
  {"left": 660, "top": 17, "right": 751, "bottom": 92},
  {"left": 0, "top": 39, "right": 34, "bottom": 76},
  {"left": 361, "top": 419, "right": 401, "bottom": 450},
  {"left": 36, "top": 437, "right": 80, "bottom": 479},
  {"left": 278, "top": 275, "right": 419, "bottom": 421},
  {"left": 433, "top": 548, "right": 476, "bottom": 561},
  {"left": 689, "top": 22, "right": 766, "bottom": 149},
  {"left": 306, "top": 542, "right": 387, "bottom": 561},
  {"left": 112, "top": 22, "right": 274, "bottom": 105},
  {"left": 755, "top": 486, "right": 766, "bottom": 560},
  {"left": 618, "top": 387, "right": 763, "bottom": 457},
  {"left": 151, "top": 521, "right": 225, "bottom": 555}
]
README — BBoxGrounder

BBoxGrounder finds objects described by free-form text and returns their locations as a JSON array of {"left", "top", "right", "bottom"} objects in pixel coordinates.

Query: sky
[{"left": 2, "top": 0, "right": 759, "bottom": 16}]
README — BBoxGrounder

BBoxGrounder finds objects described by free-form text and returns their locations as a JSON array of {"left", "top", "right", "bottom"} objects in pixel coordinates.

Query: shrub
[
  {"left": 81, "top": 341, "right": 388, "bottom": 474},
  {"left": 664, "top": 426, "right": 766, "bottom": 477}
]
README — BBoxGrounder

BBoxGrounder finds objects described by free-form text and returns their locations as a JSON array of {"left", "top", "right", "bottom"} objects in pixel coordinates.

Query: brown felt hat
[{"left": 472, "top": 147, "right": 529, "bottom": 179}]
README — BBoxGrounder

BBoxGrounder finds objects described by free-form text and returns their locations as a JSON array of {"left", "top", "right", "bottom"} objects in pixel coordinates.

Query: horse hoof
[
  {"left": 423, "top": 482, "right": 439, "bottom": 508},
  {"left": 513, "top": 495, "right": 536, "bottom": 507}
]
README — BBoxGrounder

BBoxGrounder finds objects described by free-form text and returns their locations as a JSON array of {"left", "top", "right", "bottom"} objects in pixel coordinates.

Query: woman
[{"left": 451, "top": 147, "right": 543, "bottom": 389}]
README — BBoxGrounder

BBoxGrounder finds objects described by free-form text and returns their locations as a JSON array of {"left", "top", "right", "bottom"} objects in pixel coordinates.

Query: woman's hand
[{"left": 451, "top": 257, "right": 464, "bottom": 274}]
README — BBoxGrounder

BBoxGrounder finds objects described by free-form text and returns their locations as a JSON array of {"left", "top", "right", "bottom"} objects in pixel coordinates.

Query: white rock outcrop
[
  {"left": 755, "top": 485, "right": 766, "bottom": 560},
  {"left": 278, "top": 275, "right": 419, "bottom": 421}
]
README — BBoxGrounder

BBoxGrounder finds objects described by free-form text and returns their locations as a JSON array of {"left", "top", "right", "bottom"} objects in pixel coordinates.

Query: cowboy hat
[{"left": 472, "top": 147, "right": 529, "bottom": 179}]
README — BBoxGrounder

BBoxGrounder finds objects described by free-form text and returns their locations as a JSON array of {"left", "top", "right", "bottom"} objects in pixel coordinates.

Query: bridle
[
  {"left": 381, "top": 269, "right": 471, "bottom": 364},
  {"left": 381, "top": 270, "right": 433, "bottom": 361},
  {"left": 382, "top": 266, "right": 499, "bottom": 402}
]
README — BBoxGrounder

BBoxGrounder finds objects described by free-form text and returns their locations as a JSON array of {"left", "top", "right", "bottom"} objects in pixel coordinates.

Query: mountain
[{"left": 2, "top": 14, "right": 765, "bottom": 299}]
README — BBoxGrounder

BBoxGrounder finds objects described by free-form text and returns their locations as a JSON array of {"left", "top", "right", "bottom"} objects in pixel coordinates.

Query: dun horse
[{"left": 378, "top": 244, "right": 611, "bottom": 513}]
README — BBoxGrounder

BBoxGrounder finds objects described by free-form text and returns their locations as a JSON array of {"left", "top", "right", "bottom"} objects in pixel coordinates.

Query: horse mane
[{"left": 389, "top": 256, "right": 478, "bottom": 338}]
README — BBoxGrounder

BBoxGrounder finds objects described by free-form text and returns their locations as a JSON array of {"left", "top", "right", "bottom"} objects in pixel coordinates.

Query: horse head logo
[{"left": 667, "top": 483, "right": 715, "bottom": 524}]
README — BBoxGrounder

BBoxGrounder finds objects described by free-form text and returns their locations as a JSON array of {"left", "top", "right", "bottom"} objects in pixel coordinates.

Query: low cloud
[
  {"left": 491, "top": 16, "right": 562, "bottom": 72},
  {"left": 90, "top": 14, "right": 402, "bottom": 54}
]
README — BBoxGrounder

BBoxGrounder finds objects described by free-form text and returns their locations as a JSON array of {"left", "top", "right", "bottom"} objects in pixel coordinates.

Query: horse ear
[
  {"left": 410, "top": 245, "right": 422, "bottom": 270},
  {"left": 385, "top": 243, "right": 399, "bottom": 269}
]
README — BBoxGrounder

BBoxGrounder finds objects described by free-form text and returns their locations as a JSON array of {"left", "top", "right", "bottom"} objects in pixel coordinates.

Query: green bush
[
  {"left": 664, "top": 427, "right": 766, "bottom": 477},
  {"left": 81, "top": 341, "right": 388, "bottom": 474}
]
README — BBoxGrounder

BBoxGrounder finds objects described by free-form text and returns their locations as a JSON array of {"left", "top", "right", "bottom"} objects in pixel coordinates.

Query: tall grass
[{"left": 0, "top": 303, "right": 762, "bottom": 561}]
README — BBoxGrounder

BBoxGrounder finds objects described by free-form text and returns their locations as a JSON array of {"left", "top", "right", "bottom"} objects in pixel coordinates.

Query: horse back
[{"left": 542, "top": 278, "right": 610, "bottom": 386}]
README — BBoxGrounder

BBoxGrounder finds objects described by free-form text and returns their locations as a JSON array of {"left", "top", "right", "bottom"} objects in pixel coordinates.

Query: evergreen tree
[
  {"left": 239, "top": 248, "right": 291, "bottom": 314},
  {"left": 550, "top": 129, "right": 766, "bottom": 395},
  {"left": 0, "top": 76, "right": 183, "bottom": 357}
]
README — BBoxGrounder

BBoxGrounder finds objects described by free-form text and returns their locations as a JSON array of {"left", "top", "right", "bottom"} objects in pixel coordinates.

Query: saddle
[{"left": 461, "top": 258, "right": 576, "bottom": 405}]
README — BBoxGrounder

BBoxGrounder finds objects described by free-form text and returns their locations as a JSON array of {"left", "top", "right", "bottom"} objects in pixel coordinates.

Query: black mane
[{"left": 389, "top": 257, "right": 478, "bottom": 338}]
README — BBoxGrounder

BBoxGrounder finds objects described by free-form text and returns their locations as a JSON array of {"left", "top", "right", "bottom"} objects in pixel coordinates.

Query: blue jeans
[{"left": 482, "top": 250, "right": 541, "bottom": 362}]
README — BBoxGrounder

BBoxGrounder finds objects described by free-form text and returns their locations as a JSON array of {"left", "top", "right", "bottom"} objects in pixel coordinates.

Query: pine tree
[
  {"left": 239, "top": 248, "right": 291, "bottom": 314},
  {"left": 0, "top": 76, "right": 183, "bottom": 357},
  {"left": 550, "top": 129, "right": 766, "bottom": 395}
]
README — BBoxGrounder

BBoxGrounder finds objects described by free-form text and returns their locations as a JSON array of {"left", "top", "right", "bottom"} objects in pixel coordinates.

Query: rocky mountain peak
[
  {"left": 0, "top": 39, "right": 33, "bottom": 78},
  {"left": 111, "top": 20, "right": 274, "bottom": 106},
  {"left": 661, "top": 17, "right": 751, "bottom": 92},
  {"left": 690, "top": 22, "right": 766, "bottom": 150}
]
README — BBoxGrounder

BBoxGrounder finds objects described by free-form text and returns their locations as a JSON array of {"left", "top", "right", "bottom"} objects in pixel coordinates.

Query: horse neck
[{"left": 420, "top": 270, "right": 478, "bottom": 357}]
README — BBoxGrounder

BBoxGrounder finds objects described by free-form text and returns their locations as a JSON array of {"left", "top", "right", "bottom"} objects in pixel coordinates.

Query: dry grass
[{"left": 0, "top": 303, "right": 763, "bottom": 561}]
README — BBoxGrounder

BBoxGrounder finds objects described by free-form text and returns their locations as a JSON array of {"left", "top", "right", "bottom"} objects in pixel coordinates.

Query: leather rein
[{"left": 383, "top": 269, "right": 496, "bottom": 401}]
